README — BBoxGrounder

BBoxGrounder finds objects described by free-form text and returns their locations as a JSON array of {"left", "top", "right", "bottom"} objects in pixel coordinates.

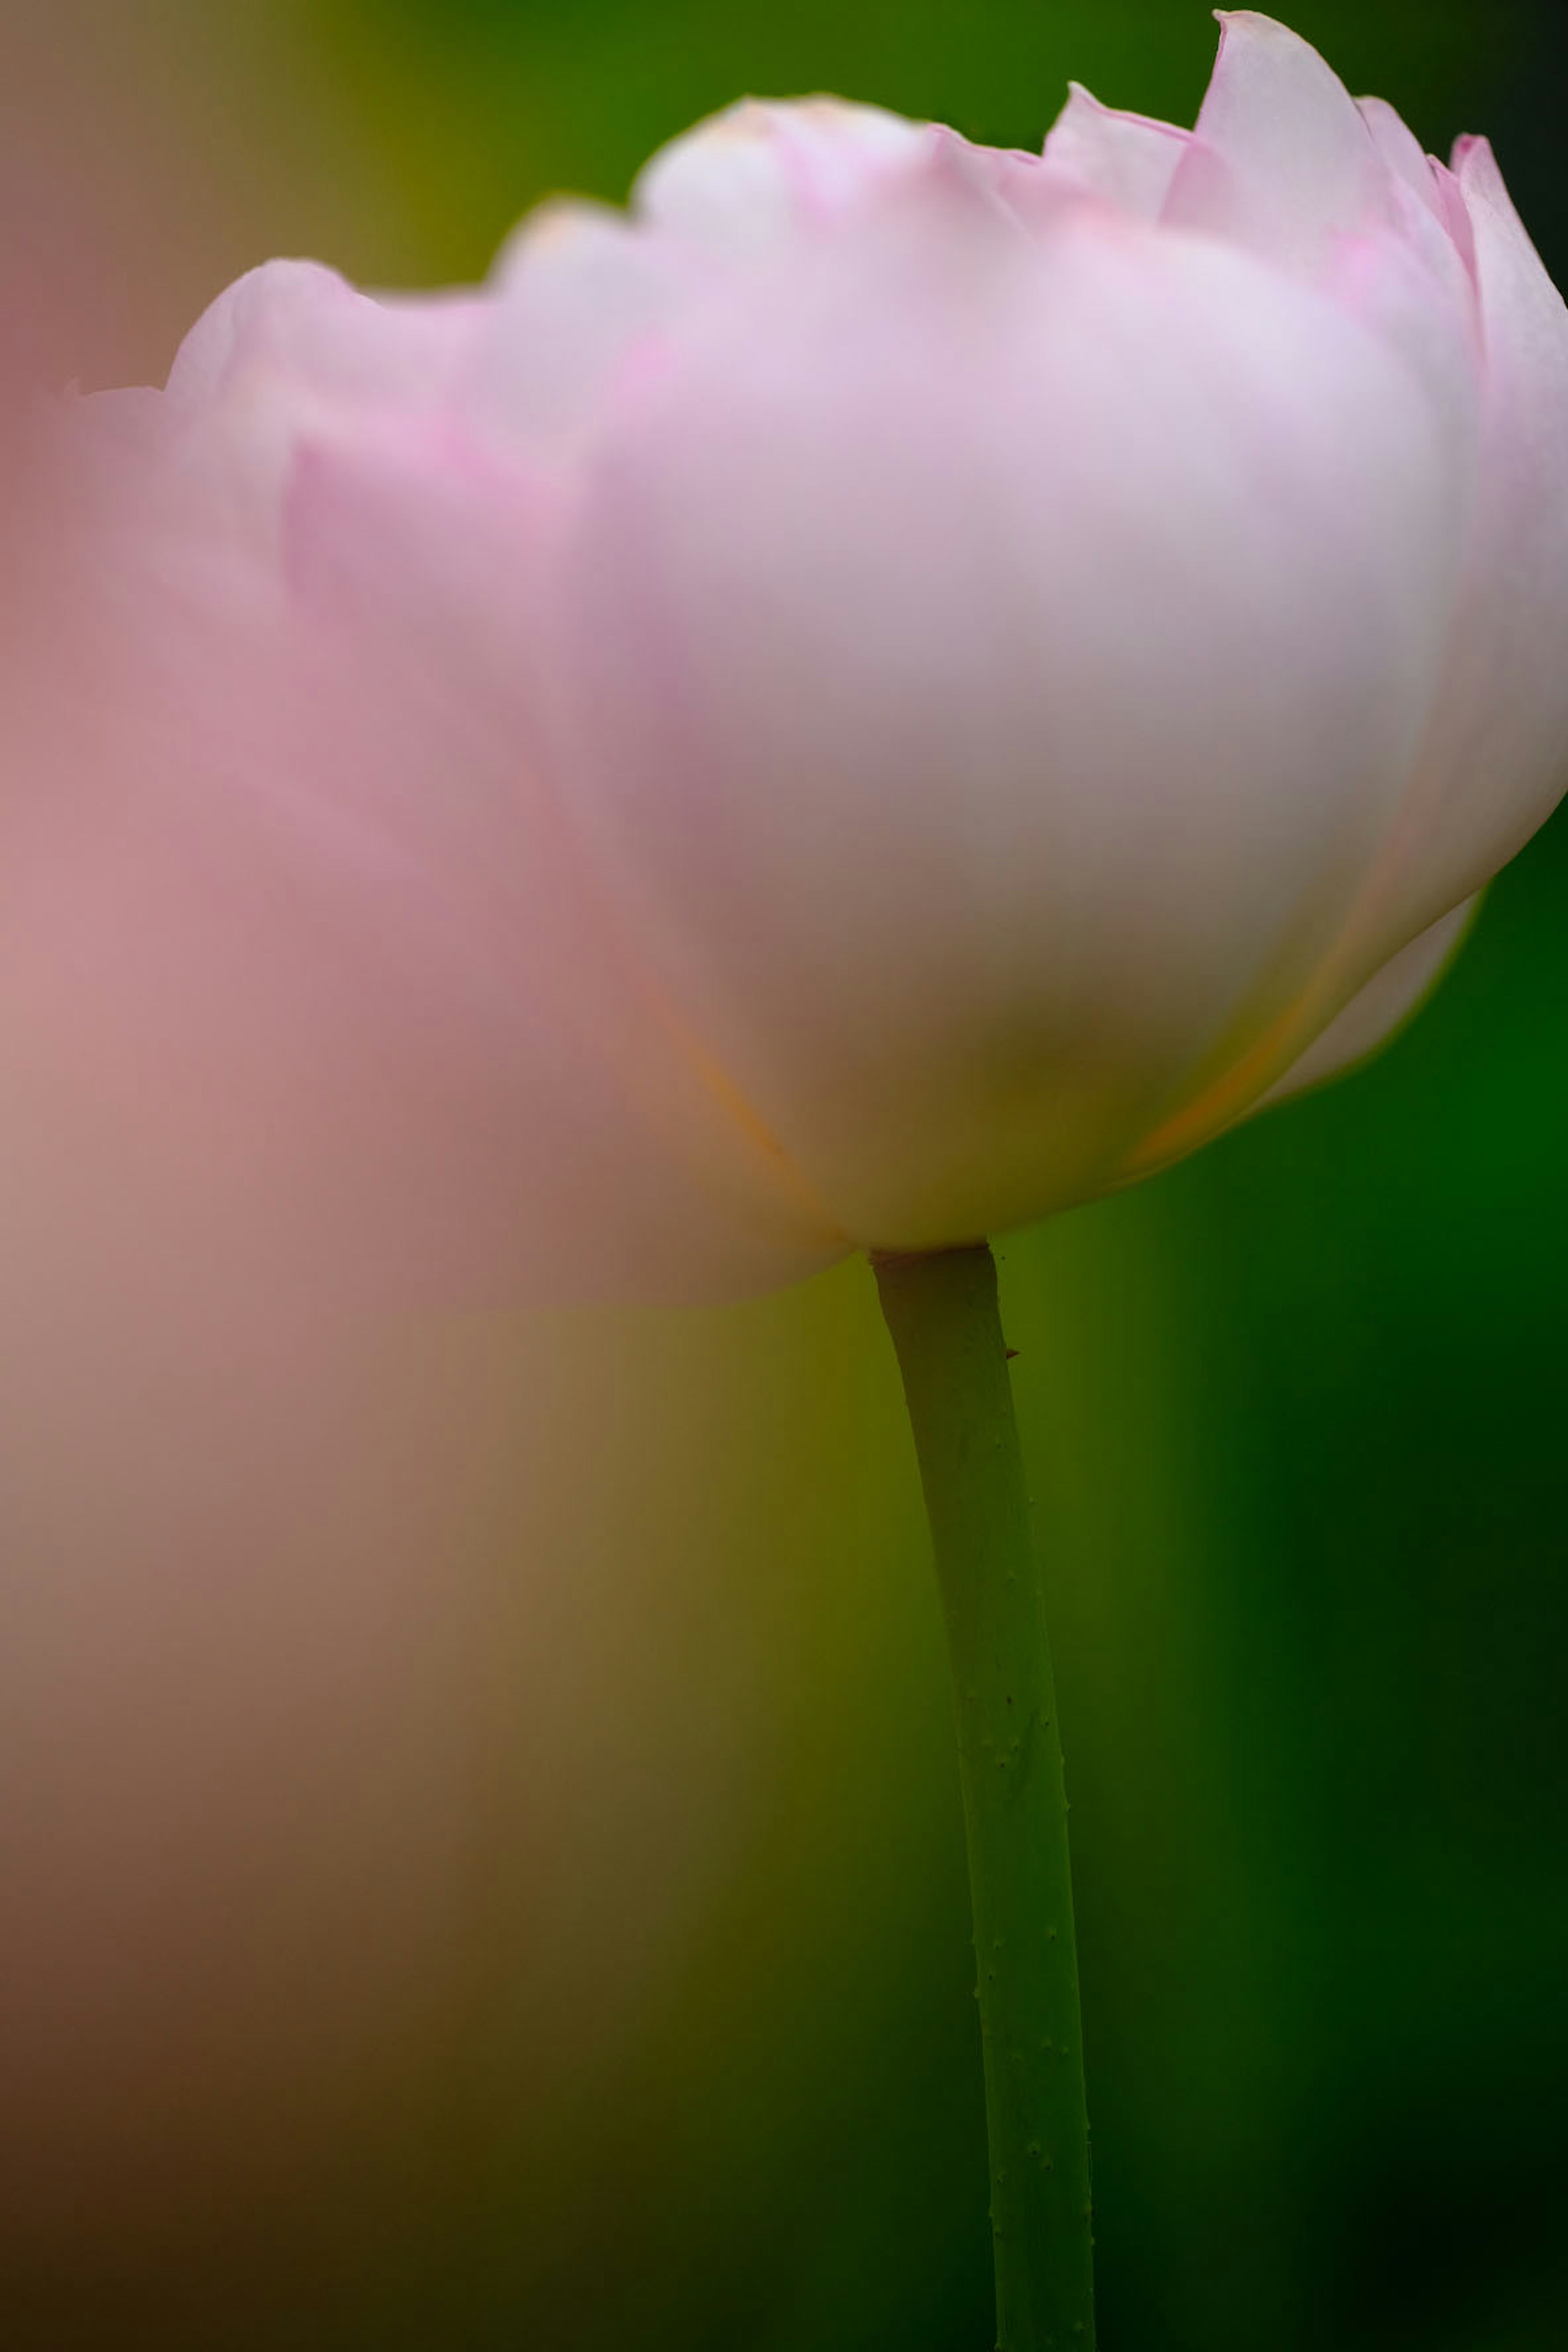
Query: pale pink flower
[{"left": 21, "top": 13, "right": 1568, "bottom": 1300}]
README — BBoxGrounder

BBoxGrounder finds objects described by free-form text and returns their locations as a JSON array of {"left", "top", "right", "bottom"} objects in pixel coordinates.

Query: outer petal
[
  {"left": 1168, "top": 13, "right": 1390, "bottom": 267},
  {"left": 279, "top": 428, "right": 846, "bottom": 1300},
  {"left": 1316, "top": 196, "right": 1480, "bottom": 479},
  {"left": 1250, "top": 896, "right": 1478, "bottom": 1113},
  {"left": 165, "top": 261, "right": 481, "bottom": 421},
  {"left": 468, "top": 202, "right": 696, "bottom": 460},
  {"left": 1337, "top": 137, "right": 1568, "bottom": 955},
  {"left": 90, "top": 262, "right": 486, "bottom": 558},
  {"left": 5, "top": 419, "right": 844, "bottom": 1314},
  {"left": 468, "top": 105, "right": 945, "bottom": 461},
  {"left": 1042, "top": 84, "right": 1194, "bottom": 222},
  {"left": 1429, "top": 156, "right": 1479, "bottom": 283},
  {"left": 541, "top": 159, "right": 1466, "bottom": 1251},
  {"left": 632, "top": 97, "right": 928, "bottom": 257},
  {"left": 1356, "top": 95, "right": 1444, "bottom": 223},
  {"left": 1169, "top": 28, "right": 1481, "bottom": 452},
  {"left": 1182, "top": 131, "right": 1568, "bottom": 1151}
]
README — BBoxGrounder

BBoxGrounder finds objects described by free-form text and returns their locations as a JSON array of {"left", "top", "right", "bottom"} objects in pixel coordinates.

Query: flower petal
[
  {"left": 633, "top": 97, "right": 928, "bottom": 258},
  {"left": 471, "top": 201, "right": 694, "bottom": 458},
  {"left": 1318, "top": 138, "right": 1568, "bottom": 973},
  {"left": 113, "top": 261, "right": 484, "bottom": 554},
  {"left": 542, "top": 161, "right": 1466, "bottom": 1250},
  {"left": 1168, "top": 13, "right": 1388, "bottom": 267},
  {"left": 277, "top": 427, "right": 850, "bottom": 1300},
  {"left": 1042, "top": 83, "right": 1194, "bottom": 222},
  {"left": 5, "top": 414, "right": 846, "bottom": 1316},
  {"left": 1356, "top": 94, "right": 1444, "bottom": 222},
  {"left": 165, "top": 260, "right": 481, "bottom": 419},
  {"left": 1253, "top": 896, "right": 1478, "bottom": 1111}
]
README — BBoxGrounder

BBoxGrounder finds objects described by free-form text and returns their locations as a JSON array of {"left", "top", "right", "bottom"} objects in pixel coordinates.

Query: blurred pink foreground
[{"left": 9, "top": 11, "right": 1568, "bottom": 1312}]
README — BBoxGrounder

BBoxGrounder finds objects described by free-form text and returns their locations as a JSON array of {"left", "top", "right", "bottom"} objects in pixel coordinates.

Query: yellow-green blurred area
[{"left": 4, "top": 4, "right": 1567, "bottom": 2348}]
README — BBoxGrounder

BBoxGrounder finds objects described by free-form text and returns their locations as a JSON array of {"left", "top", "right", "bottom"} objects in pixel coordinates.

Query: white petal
[
  {"left": 1323, "top": 138, "right": 1568, "bottom": 967},
  {"left": 1042, "top": 83, "right": 1192, "bottom": 222},
  {"left": 167, "top": 259, "right": 480, "bottom": 419},
  {"left": 1254, "top": 897, "right": 1478, "bottom": 1111},
  {"left": 4, "top": 412, "right": 846, "bottom": 1319},
  {"left": 472, "top": 201, "right": 693, "bottom": 456},
  {"left": 541, "top": 167, "right": 1466, "bottom": 1250},
  {"left": 1168, "top": 12, "right": 1389, "bottom": 267},
  {"left": 633, "top": 97, "right": 927, "bottom": 258},
  {"left": 276, "top": 427, "right": 850, "bottom": 1300},
  {"left": 126, "top": 261, "right": 483, "bottom": 554},
  {"left": 1356, "top": 94, "right": 1444, "bottom": 221}
]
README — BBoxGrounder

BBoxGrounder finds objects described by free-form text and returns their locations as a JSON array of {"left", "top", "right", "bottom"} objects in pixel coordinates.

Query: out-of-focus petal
[
  {"left": 4, "top": 423, "right": 845, "bottom": 1314},
  {"left": 106, "top": 262, "right": 484, "bottom": 555},
  {"left": 633, "top": 97, "right": 928, "bottom": 257},
  {"left": 541, "top": 158, "right": 1466, "bottom": 1251},
  {"left": 280, "top": 426, "right": 848, "bottom": 1301},
  {"left": 166, "top": 260, "right": 481, "bottom": 420},
  {"left": 1043, "top": 84, "right": 1194, "bottom": 221},
  {"left": 1252, "top": 895, "right": 1478, "bottom": 1111},
  {"left": 1168, "top": 13, "right": 1388, "bottom": 267},
  {"left": 471, "top": 202, "right": 694, "bottom": 458},
  {"left": 32, "top": 25, "right": 1554, "bottom": 1293}
]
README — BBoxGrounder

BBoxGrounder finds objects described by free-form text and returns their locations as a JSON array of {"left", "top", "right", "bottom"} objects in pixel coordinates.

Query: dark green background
[{"left": 17, "top": 4, "right": 1568, "bottom": 2347}]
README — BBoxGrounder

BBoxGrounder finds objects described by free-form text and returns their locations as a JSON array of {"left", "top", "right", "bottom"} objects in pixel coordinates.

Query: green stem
[{"left": 873, "top": 1243, "right": 1094, "bottom": 2352}]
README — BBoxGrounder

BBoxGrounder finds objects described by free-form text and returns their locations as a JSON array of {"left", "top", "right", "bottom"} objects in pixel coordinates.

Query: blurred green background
[{"left": 7, "top": 4, "right": 1568, "bottom": 2348}]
